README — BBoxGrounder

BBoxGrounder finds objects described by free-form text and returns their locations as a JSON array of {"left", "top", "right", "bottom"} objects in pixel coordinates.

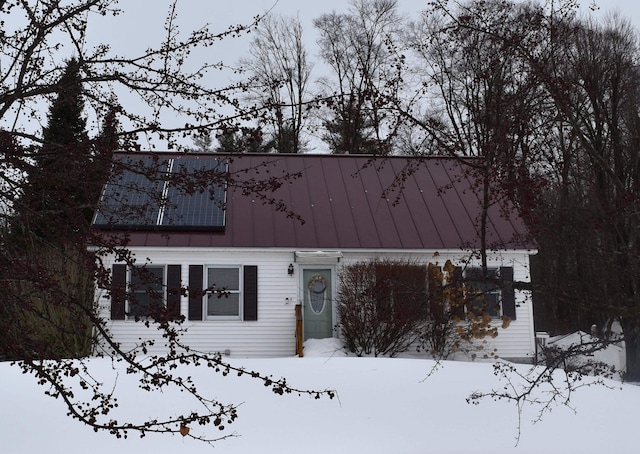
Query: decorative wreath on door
[{"left": 308, "top": 274, "right": 328, "bottom": 314}]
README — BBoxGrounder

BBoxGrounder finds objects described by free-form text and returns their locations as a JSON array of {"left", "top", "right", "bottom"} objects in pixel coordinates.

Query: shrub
[
  {"left": 337, "top": 258, "right": 500, "bottom": 359},
  {"left": 336, "top": 259, "right": 429, "bottom": 357}
]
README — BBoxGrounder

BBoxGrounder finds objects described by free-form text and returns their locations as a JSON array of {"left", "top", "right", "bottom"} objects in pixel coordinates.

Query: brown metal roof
[{"left": 105, "top": 153, "right": 534, "bottom": 250}]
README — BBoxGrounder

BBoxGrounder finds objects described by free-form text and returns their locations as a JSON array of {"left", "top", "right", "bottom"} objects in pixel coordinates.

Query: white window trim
[{"left": 205, "top": 265, "right": 243, "bottom": 321}]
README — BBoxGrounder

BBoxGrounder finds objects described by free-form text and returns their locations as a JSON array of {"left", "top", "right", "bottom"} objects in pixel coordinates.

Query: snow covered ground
[{"left": 2, "top": 338, "right": 638, "bottom": 454}]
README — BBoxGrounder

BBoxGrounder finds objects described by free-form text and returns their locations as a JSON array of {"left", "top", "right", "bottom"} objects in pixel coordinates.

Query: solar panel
[
  {"left": 161, "top": 157, "right": 227, "bottom": 229},
  {"left": 93, "top": 155, "right": 227, "bottom": 231},
  {"left": 93, "top": 156, "right": 169, "bottom": 227}
]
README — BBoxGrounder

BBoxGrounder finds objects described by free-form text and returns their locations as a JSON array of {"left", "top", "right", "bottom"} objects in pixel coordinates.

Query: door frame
[{"left": 299, "top": 265, "right": 337, "bottom": 340}]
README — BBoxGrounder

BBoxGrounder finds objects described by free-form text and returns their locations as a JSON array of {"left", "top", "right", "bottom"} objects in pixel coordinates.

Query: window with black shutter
[
  {"left": 464, "top": 266, "right": 516, "bottom": 320},
  {"left": 188, "top": 265, "right": 258, "bottom": 321},
  {"left": 110, "top": 264, "right": 183, "bottom": 320}
]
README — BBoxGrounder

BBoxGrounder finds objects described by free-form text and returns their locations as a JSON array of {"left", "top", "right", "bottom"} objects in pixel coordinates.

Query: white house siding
[
  {"left": 97, "top": 247, "right": 535, "bottom": 361},
  {"left": 98, "top": 248, "right": 300, "bottom": 358}
]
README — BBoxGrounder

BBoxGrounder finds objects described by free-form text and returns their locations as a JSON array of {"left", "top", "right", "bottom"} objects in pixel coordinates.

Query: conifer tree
[
  {"left": 41, "top": 58, "right": 88, "bottom": 150},
  {"left": 92, "top": 104, "right": 127, "bottom": 206},
  {"left": 17, "top": 58, "right": 91, "bottom": 240},
  {"left": 192, "top": 132, "right": 213, "bottom": 152},
  {"left": 95, "top": 104, "right": 121, "bottom": 154},
  {"left": 5, "top": 58, "right": 95, "bottom": 359}
]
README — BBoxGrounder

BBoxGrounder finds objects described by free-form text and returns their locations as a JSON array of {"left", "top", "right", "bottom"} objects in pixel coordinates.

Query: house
[{"left": 93, "top": 152, "right": 537, "bottom": 361}]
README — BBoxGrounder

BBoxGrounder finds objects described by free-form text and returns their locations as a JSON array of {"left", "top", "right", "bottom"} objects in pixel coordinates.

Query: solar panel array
[
  {"left": 93, "top": 155, "right": 227, "bottom": 230},
  {"left": 162, "top": 157, "right": 226, "bottom": 228}
]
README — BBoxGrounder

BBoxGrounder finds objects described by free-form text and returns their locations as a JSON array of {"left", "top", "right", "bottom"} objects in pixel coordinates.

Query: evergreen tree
[
  {"left": 4, "top": 59, "right": 95, "bottom": 359},
  {"left": 92, "top": 104, "right": 125, "bottom": 204},
  {"left": 17, "top": 58, "right": 92, "bottom": 240},
  {"left": 42, "top": 58, "right": 88, "bottom": 149},
  {"left": 215, "top": 125, "right": 270, "bottom": 153},
  {"left": 192, "top": 131, "right": 214, "bottom": 152},
  {"left": 96, "top": 104, "right": 121, "bottom": 154}
]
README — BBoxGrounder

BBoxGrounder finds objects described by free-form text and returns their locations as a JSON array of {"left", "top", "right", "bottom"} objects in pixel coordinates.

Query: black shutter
[
  {"left": 188, "top": 265, "right": 203, "bottom": 320},
  {"left": 500, "top": 266, "right": 516, "bottom": 320},
  {"left": 428, "top": 264, "right": 444, "bottom": 321},
  {"left": 450, "top": 266, "right": 465, "bottom": 319},
  {"left": 243, "top": 265, "right": 258, "bottom": 321},
  {"left": 453, "top": 266, "right": 463, "bottom": 282},
  {"left": 111, "top": 264, "right": 126, "bottom": 320},
  {"left": 167, "top": 265, "right": 182, "bottom": 319}
]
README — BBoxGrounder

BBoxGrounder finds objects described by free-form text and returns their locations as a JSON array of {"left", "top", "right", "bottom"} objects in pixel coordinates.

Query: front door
[{"left": 302, "top": 268, "right": 333, "bottom": 340}]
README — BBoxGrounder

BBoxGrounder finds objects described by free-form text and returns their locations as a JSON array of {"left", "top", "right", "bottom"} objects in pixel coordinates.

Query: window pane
[
  {"left": 308, "top": 275, "right": 327, "bottom": 314},
  {"left": 129, "top": 266, "right": 164, "bottom": 318},
  {"left": 208, "top": 268, "right": 239, "bottom": 291},
  {"left": 485, "top": 293, "right": 500, "bottom": 317},
  {"left": 466, "top": 267, "right": 500, "bottom": 318},
  {"left": 129, "top": 292, "right": 164, "bottom": 318},
  {"left": 131, "top": 266, "right": 164, "bottom": 291},
  {"left": 206, "top": 267, "right": 240, "bottom": 318},
  {"left": 207, "top": 293, "right": 240, "bottom": 317}
]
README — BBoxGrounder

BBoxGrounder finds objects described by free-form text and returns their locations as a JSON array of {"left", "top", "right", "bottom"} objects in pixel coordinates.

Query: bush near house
[
  {"left": 336, "top": 259, "right": 497, "bottom": 358},
  {"left": 336, "top": 259, "right": 429, "bottom": 357}
]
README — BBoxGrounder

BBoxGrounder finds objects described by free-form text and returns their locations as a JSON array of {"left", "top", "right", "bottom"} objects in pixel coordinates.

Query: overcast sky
[
  {"left": 77, "top": 0, "right": 640, "bottom": 149},
  {"left": 88, "top": 0, "right": 640, "bottom": 97},
  {"left": 90, "top": 0, "right": 640, "bottom": 62}
]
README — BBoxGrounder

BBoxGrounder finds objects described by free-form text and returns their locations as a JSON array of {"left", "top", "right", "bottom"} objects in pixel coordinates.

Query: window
[
  {"left": 206, "top": 266, "right": 241, "bottom": 319},
  {"left": 110, "top": 264, "right": 181, "bottom": 321},
  {"left": 128, "top": 265, "right": 165, "bottom": 319},
  {"left": 307, "top": 273, "right": 329, "bottom": 315},
  {"left": 465, "top": 267, "right": 501, "bottom": 318},
  {"left": 187, "top": 265, "right": 257, "bottom": 321}
]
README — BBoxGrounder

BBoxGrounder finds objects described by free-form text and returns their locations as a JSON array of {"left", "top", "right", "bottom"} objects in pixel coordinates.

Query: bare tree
[
  {"left": 528, "top": 11, "right": 640, "bottom": 378},
  {"left": 408, "top": 0, "right": 640, "bottom": 404},
  {"left": 239, "top": 14, "right": 312, "bottom": 153},
  {"left": 0, "top": 0, "right": 262, "bottom": 148},
  {"left": 400, "top": 0, "right": 550, "bottom": 271},
  {"left": 314, "top": 0, "right": 403, "bottom": 154}
]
